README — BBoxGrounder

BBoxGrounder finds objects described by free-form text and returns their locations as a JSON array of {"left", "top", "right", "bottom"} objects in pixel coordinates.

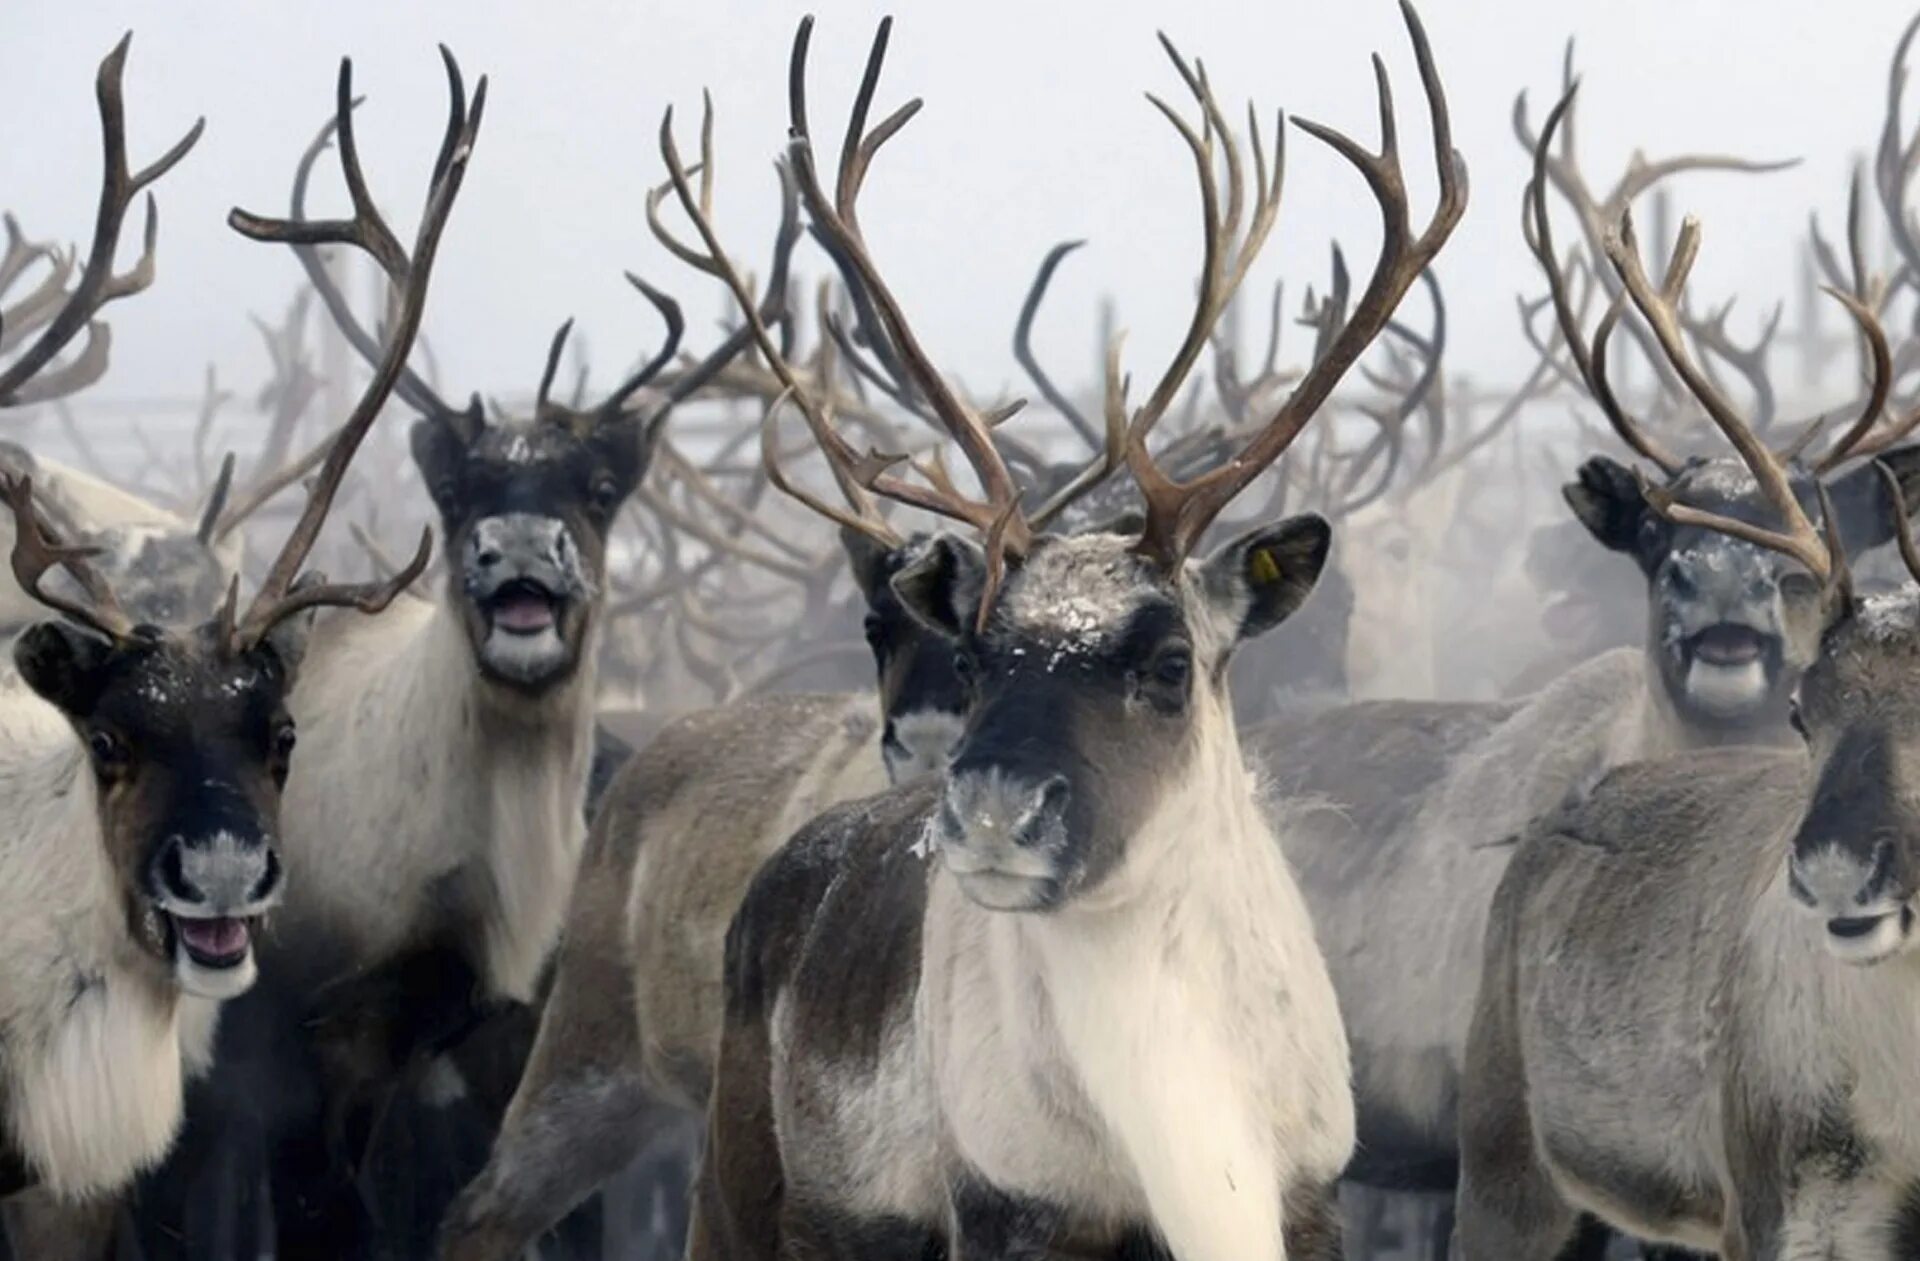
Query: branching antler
[
  {"left": 1125, "top": 0, "right": 1467, "bottom": 569},
  {"left": 1606, "top": 209, "right": 1851, "bottom": 585},
  {"left": 0, "top": 472, "right": 134, "bottom": 639},
  {"left": 225, "top": 46, "right": 484, "bottom": 650},
  {"left": 0, "top": 35, "right": 203, "bottom": 406}
]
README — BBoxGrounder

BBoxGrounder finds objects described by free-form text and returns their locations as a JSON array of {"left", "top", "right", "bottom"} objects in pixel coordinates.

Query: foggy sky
[{"left": 1, "top": 1, "right": 1910, "bottom": 417}]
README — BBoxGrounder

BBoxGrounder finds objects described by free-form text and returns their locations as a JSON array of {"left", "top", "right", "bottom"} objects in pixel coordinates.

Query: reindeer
[
  {"left": 438, "top": 210, "right": 1127, "bottom": 1259},
  {"left": 111, "top": 44, "right": 800, "bottom": 1261},
  {"left": 1455, "top": 201, "right": 1920, "bottom": 1261},
  {"left": 680, "top": 8, "right": 1462, "bottom": 1257},
  {"left": 1250, "top": 79, "right": 1920, "bottom": 1255},
  {"left": 0, "top": 23, "right": 467, "bottom": 1243}
]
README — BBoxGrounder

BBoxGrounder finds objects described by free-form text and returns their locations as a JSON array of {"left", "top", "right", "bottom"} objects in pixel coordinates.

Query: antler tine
[
  {"left": 1876, "top": 12, "right": 1920, "bottom": 288},
  {"left": 0, "top": 473, "right": 134, "bottom": 639},
  {"left": 244, "top": 525, "right": 434, "bottom": 631},
  {"left": 195, "top": 452, "right": 237, "bottom": 545},
  {"left": 1806, "top": 287, "right": 1894, "bottom": 473},
  {"left": 534, "top": 318, "right": 575, "bottom": 420},
  {"left": 639, "top": 113, "right": 802, "bottom": 431},
  {"left": 1876, "top": 459, "right": 1920, "bottom": 589},
  {"left": 788, "top": 17, "right": 1030, "bottom": 554},
  {"left": 1013, "top": 240, "right": 1100, "bottom": 448},
  {"left": 0, "top": 248, "right": 79, "bottom": 355},
  {"left": 0, "top": 36, "right": 203, "bottom": 406},
  {"left": 1130, "top": 0, "right": 1467, "bottom": 569},
  {"left": 1684, "top": 296, "right": 1783, "bottom": 435},
  {"left": 1125, "top": 31, "right": 1287, "bottom": 469},
  {"left": 228, "top": 46, "right": 484, "bottom": 649},
  {"left": 760, "top": 389, "right": 903, "bottom": 549},
  {"left": 261, "top": 75, "right": 454, "bottom": 418},
  {"left": 1525, "top": 86, "right": 1685, "bottom": 475},
  {"left": 1604, "top": 208, "right": 1830, "bottom": 584},
  {"left": 1029, "top": 330, "right": 1128, "bottom": 531},
  {"left": 0, "top": 215, "right": 56, "bottom": 300}
]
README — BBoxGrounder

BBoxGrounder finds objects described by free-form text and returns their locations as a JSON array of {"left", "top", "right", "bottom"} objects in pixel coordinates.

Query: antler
[
  {"left": 786, "top": 17, "right": 1032, "bottom": 558},
  {"left": 0, "top": 473, "right": 134, "bottom": 640},
  {"left": 0, "top": 35, "right": 203, "bottom": 407},
  {"left": 1605, "top": 209, "right": 1839, "bottom": 585},
  {"left": 225, "top": 46, "right": 484, "bottom": 650},
  {"left": 1126, "top": 0, "right": 1467, "bottom": 569}
]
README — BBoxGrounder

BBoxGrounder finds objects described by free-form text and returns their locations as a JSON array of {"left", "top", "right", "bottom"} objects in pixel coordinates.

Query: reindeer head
[
  {"left": 838, "top": 529, "right": 966, "bottom": 780},
  {"left": 1523, "top": 82, "right": 1920, "bottom": 731},
  {"left": 1785, "top": 548, "right": 1920, "bottom": 966},
  {"left": 700, "top": 6, "right": 1460, "bottom": 910},
  {"left": 411, "top": 397, "right": 648, "bottom": 694},
  {"left": 1565, "top": 452, "right": 1920, "bottom": 727},
  {"left": 900, "top": 522, "right": 1328, "bottom": 909}
]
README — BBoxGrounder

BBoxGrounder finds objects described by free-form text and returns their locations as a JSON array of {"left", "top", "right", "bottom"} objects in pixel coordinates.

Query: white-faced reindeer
[
  {"left": 0, "top": 24, "right": 465, "bottom": 1227},
  {"left": 686, "top": 8, "right": 1462, "bottom": 1259},
  {"left": 131, "top": 44, "right": 799, "bottom": 1261},
  {"left": 1254, "top": 78, "right": 1920, "bottom": 1243},
  {"left": 1455, "top": 205, "right": 1920, "bottom": 1261},
  {"left": 438, "top": 197, "right": 1126, "bottom": 1258}
]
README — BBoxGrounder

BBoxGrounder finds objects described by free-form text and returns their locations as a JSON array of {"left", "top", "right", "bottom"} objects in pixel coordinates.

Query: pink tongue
[
  {"left": 177, "top": 917, "right": 248, "bottom": 958},
  {"left": 492, "top": 593, "right": 555, "bottom": 633}
]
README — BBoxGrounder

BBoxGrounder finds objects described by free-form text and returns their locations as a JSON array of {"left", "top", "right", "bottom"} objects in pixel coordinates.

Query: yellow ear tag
[{"left": 1249, "top": 546, "right": 1283, "bottom": 587}]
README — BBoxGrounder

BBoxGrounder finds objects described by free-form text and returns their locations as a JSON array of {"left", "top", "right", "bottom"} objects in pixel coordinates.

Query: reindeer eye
[
  {"left": 86, "top": 730, "right": 126, "bottom": 767},
  {"left": 863, "top": 614, "right": 886, "bottom": 650},
  {"left": 273, "top": 723, "right": 298, "bottom": 761},
  {"left": 951, "top": 650, "right": 977, "bottom": 687},
  {"left": 1153, "top": 651, "right": 1193, "bottom": 689},
  {"left": 590, "top": 477, "right": 621, "bottom": 513},
  {"left": 1788, "top": 693, "right": 1807, "bottom": 740}
]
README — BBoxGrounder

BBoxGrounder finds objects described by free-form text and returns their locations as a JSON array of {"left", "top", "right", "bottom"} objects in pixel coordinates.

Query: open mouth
[
  {"left": 1687, "top": 624, "right": 1769, "bottom": 667},
  {"left": 165, "top": 914, "right": 255, "bottom": 969},
  {"left": 484, "top": 579, "right": 562, "bottom": 636}
]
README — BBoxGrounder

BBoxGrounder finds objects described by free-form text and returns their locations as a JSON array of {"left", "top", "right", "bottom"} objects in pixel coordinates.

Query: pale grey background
[{"left": 0, "top": 1, "right": 1904, "bottom": 407}]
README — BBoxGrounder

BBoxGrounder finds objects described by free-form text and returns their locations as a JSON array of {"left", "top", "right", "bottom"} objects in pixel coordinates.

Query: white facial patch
[
  {"left": 997, "top": 535, "right": 1158, "bottom": 668},
  {"left": 883, "top": 709, "right": 963, "bottom": 783},
  {"left": 1683, "top": 658, "right": 1769, "bottom": 718}
]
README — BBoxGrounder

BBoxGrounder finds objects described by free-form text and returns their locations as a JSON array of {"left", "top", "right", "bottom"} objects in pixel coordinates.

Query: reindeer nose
[
  {"left": 151, "top": 833, "right": 283, "bottom": 913},
  {"left": 1790, "top": 838, "right": 1898, "bottom": 912}
]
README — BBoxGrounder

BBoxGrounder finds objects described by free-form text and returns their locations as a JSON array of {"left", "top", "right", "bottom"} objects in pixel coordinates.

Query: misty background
[{"left": 0, "top": 0, "right": 1906, "bottom": 424}]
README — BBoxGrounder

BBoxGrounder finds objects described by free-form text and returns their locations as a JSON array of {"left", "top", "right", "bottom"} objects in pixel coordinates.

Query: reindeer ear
[
  {"left": 840, "top": 527, "right": 896, "bottom": 605},
  {"left": 1824, "top": 444, "right": 1920, "bottom": 555},
  {"left": 1199, "top": 513, "right": 1331, "bottom": 644},
  {"left": 1563, "top": 456, "right": 1650, "bottom": 556},
  {"left": 14, "top": 621, "right": 115, "bottom": 717},
  {"left": 410, "top": 416, "right": 467, "bottom": 517},
  {"left": 890, "top": 535, "right": 985, "bottom": 640}
]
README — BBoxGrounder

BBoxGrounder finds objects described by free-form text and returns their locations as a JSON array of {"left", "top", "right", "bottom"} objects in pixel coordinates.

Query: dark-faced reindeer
[
  {"left": 1255, "top": 78, "right": 1920, "bottom": 1241},
  {"left": 0, "top": 26, "right": 464, "bottom": 1231},
  {"left": 1455, "top": 202, "right": 1920, "bottom": 1261},
  {"left": 0, "top": 38, "right": 243, "bottom": 636},
  {"left": 439, "top": 200, "right": 1128, "bottom": 1259},
  {"left": 686, "top": 7, "right": 1463, "bottom": 1257}
]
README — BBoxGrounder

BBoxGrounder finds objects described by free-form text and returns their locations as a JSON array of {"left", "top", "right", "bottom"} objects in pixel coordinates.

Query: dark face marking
[
  {"left": 900, "top": 520, "right": 1326, "bottom": 912},
  {"left": 1785, "top": 588, "right": 1920, "bottom": 964},
  {"left": 13, "top": 619, "right": 298, "bottom": 998},
  {"left": 843, "top": 530, "right": 966, "bottom": 783},
  {"left": 411, "top": 409, "right": 647, "bottom": 693}
]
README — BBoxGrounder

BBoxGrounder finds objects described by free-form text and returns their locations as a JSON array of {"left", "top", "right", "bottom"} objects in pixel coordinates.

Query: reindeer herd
[{"left": 7, "top": 4, "right": 1920, "bottom": 1260}]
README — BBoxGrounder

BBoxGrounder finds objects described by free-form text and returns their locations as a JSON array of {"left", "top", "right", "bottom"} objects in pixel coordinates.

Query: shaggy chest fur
[
  {"left": 271, "top": 597, "right": 592, "bottom": 1001},
  {"left": 773, "top": 732, "right": 1353, "bottom": 1261},
  {"left": 0, "top": 688, "right": 183, "bottom": 1199}
]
